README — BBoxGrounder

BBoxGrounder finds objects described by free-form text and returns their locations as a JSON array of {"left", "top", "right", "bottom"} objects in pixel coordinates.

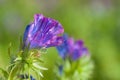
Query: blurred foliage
[{"left": 0, "top": 0, "right": 120, "bottom": 80}]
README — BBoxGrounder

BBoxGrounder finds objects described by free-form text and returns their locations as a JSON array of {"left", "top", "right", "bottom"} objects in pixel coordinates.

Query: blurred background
[{"left": 0, "top": 0, "right": 120, "bottom": 80}]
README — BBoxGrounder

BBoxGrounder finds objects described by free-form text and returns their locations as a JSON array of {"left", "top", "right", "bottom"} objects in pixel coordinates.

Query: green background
[{"left": 0, "top": 0, "right": 120, "bottom": 80}]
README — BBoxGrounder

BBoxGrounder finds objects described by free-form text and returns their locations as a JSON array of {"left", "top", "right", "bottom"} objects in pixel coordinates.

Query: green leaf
[
  {"left": 8, "top": 63, "right": 22, "bottom": 80},
  {"left": 0, "top": 68, "right": 8, "bottom": 78},
  {"left": 32, "top": 66, "right": 44, "bottom": 78},
  {"left": 33, "top": 58, "right": 44, "bottom": 63},
  {"left": 32, "top": 63, "right": 48, "bottom": 71},
  {"left": 31, "top": 67, "right": 41, "bottom": 79}
]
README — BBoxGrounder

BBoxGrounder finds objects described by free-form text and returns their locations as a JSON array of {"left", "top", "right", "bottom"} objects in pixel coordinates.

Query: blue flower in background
[
  {"left": 19, "top": 74, "right": 35, "bottom": 80},
  {"left": 56, "top": 34, "right": 69, "bottom": 59},
  {"left": 23, "top": 14, "right": 64, "bottom": 49},
  {"left": 56, "top": 34, "right": 88, "bottom": 60}
]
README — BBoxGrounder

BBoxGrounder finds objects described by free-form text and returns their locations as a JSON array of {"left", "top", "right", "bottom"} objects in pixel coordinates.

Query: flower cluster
[
  {"left": 55, "top": 34, "right": 94, "bottom": 80},
  {"left": 17, "top": 14, "right": 64, "bottom": 80},
  {"left": 0, "top": 14, "right": 93, "bottom": 80},
  {"left": 0, "top": 14, "right": 64, "bottom": 80}
]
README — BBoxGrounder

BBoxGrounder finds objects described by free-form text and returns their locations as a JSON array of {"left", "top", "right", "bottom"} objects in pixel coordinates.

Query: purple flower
[
  {"left": 23, "top": 14, "right": 64, "bottom": 49},
  {"left": 56, "top": 34, "right": 88, "bottom": 60}
]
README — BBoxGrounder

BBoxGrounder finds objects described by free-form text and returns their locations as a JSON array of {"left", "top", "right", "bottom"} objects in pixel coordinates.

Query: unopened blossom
[{"left": 23, "top": 14, "right": 64, "bottom": 49}]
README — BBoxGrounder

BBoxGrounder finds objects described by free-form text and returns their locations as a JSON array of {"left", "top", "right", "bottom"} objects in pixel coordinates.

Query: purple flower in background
[
  {"left": 56, "top": 34, "right": 88, "bottom": 60},
  {"left": 71, "top": 40, "right": 88, "bottom": 60},
  {"left": 23, "top": 14, "right": 64, "bottom": 49}
]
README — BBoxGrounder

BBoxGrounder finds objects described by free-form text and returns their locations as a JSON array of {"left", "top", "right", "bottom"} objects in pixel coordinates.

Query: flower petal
[{"left": 23, "top": 14, "right": 64, "bottom": 49}]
